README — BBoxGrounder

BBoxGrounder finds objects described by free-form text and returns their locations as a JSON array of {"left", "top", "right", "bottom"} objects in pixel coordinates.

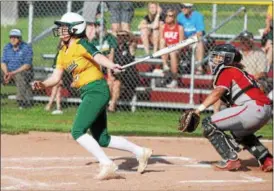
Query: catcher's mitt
[{"left": 178, "top": 110, "right": 200, "bottom": 133}]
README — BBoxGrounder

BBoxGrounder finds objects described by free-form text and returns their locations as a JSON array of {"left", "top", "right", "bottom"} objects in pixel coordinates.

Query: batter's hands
[
  {"left": 32, "top": 81, "right": 46, "bottom": 90},
  {"left": 111, "top": 64, "right": 124, "bottom": 74}
]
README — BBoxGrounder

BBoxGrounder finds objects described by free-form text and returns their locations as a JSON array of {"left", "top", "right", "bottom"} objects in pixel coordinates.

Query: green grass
[
  {"left": 1, "top": 85, "right": 17, "bottom": 95},
  {"left": 1, "top": 5, "right": 267, "bottom": 68},
  {"left": 1, "top": 101, "right": 272, "bottom": 139}
]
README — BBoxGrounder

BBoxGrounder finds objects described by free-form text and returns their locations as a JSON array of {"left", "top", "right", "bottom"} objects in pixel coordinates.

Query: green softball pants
[{"left": 71, "top": 79, "right": 111, "bottom": 147}]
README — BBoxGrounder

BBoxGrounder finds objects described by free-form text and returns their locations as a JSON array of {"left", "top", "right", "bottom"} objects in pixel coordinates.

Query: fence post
[
  {"left": 243, "top": 9, "right": 248, "bottom": 31},
  {"left": 189, "top": 45, "right": 196, "bottom": 105},
  {"left": 212, "top": 4, "right": 217, "bottom": 30},
  {"left": 99, "top": 2, "right": 105, "bottom": 50},
  {"left": 67, "top": 1, "right": 72, "bottom": 12},
  {"left": 28, "top": 1, "right": 34, "bottom": 43}
]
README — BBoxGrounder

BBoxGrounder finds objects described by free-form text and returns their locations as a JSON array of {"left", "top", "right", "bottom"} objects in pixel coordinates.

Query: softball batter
[
  {"left": 32, "top": 12, "right": 152, "bottom": 180},
  {"left": 194, "top": 44, "right": 273, "bottom": 171}
]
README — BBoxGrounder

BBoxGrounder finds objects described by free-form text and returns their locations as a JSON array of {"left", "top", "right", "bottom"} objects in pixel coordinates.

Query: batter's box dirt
[{"left": 1, "top": 132, "right": 272, "bottom": 191}]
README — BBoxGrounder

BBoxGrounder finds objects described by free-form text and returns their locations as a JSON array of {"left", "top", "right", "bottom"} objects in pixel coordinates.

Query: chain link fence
[{"left": 1, "top": 1, "right": 272, "bottom": 119}]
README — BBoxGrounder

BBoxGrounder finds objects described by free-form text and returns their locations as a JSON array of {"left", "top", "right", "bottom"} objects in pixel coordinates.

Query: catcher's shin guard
[
  {"left": 232, "top": 133, "right": 272, "bottom": 166},
  {"left": 202, "top": 117, "right": 241, "bottom": 161}
]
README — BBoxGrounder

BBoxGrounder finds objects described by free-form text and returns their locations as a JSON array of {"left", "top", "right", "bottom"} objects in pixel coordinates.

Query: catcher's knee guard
[
  {"left": 232, "top": 133, "right": 272, "bottom": 165},
  {"left": 202, "top": 117, "right": 241, "bottom": 161}
]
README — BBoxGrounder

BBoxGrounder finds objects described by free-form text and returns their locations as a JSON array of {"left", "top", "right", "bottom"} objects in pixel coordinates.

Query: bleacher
[{"left": 7, "top": 35, "right": 265, "bottom": 112}]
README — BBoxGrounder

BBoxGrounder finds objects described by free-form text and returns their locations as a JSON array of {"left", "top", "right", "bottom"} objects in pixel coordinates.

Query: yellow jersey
[{"left": 55, "top": 38, "right": 104, "bottom": 88}]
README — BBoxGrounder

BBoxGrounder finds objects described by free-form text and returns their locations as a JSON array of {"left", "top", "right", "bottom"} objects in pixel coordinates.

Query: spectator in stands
[
  {"left": 86, "top": 21, "right": 96, "bottom": 42},
  {"left": 177, "top": 3, "right": 205, "bottom": 74},
  {"left": 160, "top": 9, "right": 184, "bottom": 88},
  {"left": 91, "top": 19, "right": 118, "bottom": 78},
  {"left": 84, "top": 2, "right": 108, "bottom": 42},
  {"left": 91, "top": 19, "right": 117, "bottom": 61},
  {"left": 90, "top": 19, "right": 120, "bottom": 112},
  {"left": 1, "top": 29, "right": 33, "bottom": 109},
  {"left": 261, "top": 4, "right": 273, "bottom": 70},
  {"left": 108, "top": 30, "right": 139, "bottom": 112},
  {"left": 82, "top": 2, "right": 108, "bottom": 25},
  {"left": 239, "top": 31, "right": 268, "bottom": 80},
  {"left": 138, "top": 2, "right": 165, "bottom": 55},
  {"left": 107, "top": 2, "right": 134, "bottom": 35}
]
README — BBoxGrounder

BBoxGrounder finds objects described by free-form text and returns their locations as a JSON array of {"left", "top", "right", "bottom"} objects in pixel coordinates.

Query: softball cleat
[
  {"left": 214, "top": 159, "right": 241, "bottom": 171},
  {"left": 95, "top": 162, "right": 119, "bottom": 180},
  {"left": 137, "top": 148, "right": 153, "bottom": 173}
]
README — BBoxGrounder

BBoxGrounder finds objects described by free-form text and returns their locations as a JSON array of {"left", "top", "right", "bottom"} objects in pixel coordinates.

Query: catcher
[{"left": 179, "top": 44, "right": 273, "bottom": 172}]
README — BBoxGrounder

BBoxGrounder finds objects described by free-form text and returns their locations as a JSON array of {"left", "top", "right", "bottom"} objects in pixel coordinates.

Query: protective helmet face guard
[
  {"left": 209, "top": 51, "right": 235, "bottom": 74},
  {"left": 52, "top": 21, "right": 84, "bottom": 37}
]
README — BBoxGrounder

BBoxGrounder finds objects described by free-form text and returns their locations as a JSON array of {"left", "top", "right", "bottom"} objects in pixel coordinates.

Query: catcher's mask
[{"left": 209, "top": 44, "right": 242, "bottom": 75}]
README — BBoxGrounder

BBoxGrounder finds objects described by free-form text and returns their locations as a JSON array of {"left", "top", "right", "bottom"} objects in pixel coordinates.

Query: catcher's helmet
[
  {"left": 53, "top": 12, "right": 86, "bottom": 37},
  {"left": 209, "top": 44, "right": 242, "bottom": 74}
]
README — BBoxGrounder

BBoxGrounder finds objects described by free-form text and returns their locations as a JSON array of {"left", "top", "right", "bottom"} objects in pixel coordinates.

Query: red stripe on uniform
[{"left": 212, "top": 106, "right": 248, "bottom": 123}]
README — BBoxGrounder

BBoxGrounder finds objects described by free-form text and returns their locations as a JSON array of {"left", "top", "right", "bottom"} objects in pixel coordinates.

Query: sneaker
[
  {"left": 137, "top": 148, "right": 153, "bottom": 173},
  {"left": 166, "top": 80, "right": 178, "bottom": 88},
  {"left": 45, "top": 104, "right": 51, "bottom": 111},
  {"left": 51, "top": 110, "right": 63, "bottom": 115},
  {"left": 163, "top": 65, "right": 170, "bottom": 72},
  {"left": 214, "top": 159, "right": 241, "bottom": 171},
  {"left": 95, "top": 162, "right": 119, "bottom": 180},
  {"left": 261, "top": 157, "right": 273, "bottom": 172}
]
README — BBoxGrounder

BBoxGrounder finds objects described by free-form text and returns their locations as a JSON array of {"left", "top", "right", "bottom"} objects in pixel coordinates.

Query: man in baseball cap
[
  {"left": 181, "top": 3, "right": 193, "bottom": 8},
  {"left": 9, "top": 29, "right": 22, "bottom": 38},
  {"left": 177, "top": 2, "right": 206, "bottom": 74},
  {"left": 1, "top": 28, "right": 34, "bottom": 109},
  {"left": 239, "top": 30, "right": 268, "bottom": 81}
]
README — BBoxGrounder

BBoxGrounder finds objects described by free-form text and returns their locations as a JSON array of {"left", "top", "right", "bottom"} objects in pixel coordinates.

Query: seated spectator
[
  {"left": 261, "top": 4, "right": 273, "bottom": 70},
  {"left": 177, "top": 3, "right": 205, "bottom": 74},
  {"left": 107, "top": 2, "right": 134, "bottom": 35},
  {"left": 138, "top": 2, "right": 164, "bottom": 55},
  {"left": 160, "top": 9, "right": 184, "bottom": 88},
  {"left": 108, "top": 30, "right": 138, "bottom": 112},
  {"left": 1, "top": 29, "right": 33, "bottom": 109},
  {"left": 239, "top": 31, "right": 268, "bottom": 80}
]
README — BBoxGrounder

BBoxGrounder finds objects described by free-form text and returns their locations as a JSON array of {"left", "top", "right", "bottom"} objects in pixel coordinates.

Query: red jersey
[
  {"left": 163, "top": 24, "right": 180, "bottom": 46},
  {"left": 214, "top": 67, "right": 271, "bottom": 106}
]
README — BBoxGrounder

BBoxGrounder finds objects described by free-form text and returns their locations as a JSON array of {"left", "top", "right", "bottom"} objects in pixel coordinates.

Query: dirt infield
[{"left": 1, "top": 132, "right": 273, "bottom": 190}]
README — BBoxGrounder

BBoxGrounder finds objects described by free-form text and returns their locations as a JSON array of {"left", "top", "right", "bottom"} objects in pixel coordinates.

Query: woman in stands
[
  {"left": 32, "top": 12, "right": 152, "bottom": 180},
  {"left": 160, "top": 9, "right": 184, "bottom": 88},
  {"left": 138, "top": 2, "right": 165, "bottom": 55}
]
